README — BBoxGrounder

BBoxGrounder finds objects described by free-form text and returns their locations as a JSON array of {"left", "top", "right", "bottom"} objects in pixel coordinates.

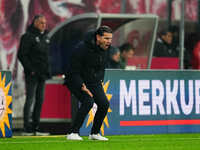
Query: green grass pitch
[{"left": 1, "top": 133, "right": 200, "bottom": 150}]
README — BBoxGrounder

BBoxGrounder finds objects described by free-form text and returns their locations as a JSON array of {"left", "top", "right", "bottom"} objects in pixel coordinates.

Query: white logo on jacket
[
  {"left": 35, "top": 37, "right": 40, "bottom": 42},
  {"left": 46, "top": 39, "right": 50, "bottom": 43}
]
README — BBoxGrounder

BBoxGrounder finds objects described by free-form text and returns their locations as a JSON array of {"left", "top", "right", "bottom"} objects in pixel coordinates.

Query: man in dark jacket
[
  {"left": 119, "top": 43, "right": 134, "bottom": 69},
  {"left": 18, "top": 14, "right": 50, "bottom": 136},
  {"left": 65, "top": 26, "right": 112, "bottom": 141},
  {"left": 153, "top": 30, "right": 178, "bottom": 57}
]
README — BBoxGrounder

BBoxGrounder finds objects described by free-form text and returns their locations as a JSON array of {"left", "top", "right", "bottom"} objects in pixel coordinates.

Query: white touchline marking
[{"left": 1, "top": 137, "right": 200, "bottom": 144}]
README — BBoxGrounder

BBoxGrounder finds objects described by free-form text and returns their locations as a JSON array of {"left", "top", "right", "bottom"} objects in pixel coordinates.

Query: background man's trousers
[
  {"left": 24, "top": 74, "right": 45, "bottom": 132},
  {"left": 66, "top": 81, "right": 109, "bottom": 134}
]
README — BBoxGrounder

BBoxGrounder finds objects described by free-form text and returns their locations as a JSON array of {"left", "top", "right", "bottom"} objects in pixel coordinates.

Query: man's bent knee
[
  {"left": 82, "top": 98, "right": 94, "bottom": 110},
  {"left": 98, "top": 100, "right": 109, "bottom": 112}
]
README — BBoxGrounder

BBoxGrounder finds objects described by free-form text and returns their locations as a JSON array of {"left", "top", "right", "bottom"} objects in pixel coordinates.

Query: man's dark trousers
[
  {"left": 66, "top": 81, "right": 109, "bottom": 134},
  {"left": 24, "top": 74, "right": 45, "bottom": 132}
]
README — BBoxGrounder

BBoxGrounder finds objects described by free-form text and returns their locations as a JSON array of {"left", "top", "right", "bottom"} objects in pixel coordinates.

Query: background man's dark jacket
[
  {"left": 66, "top": 31, "right": 109, "bottom": 89},
  {"left": 153, "top": 38, "right": 178, "bottom": 57},
  {"left": 18, "top": 25, "right": 50, "bottom": 79}
]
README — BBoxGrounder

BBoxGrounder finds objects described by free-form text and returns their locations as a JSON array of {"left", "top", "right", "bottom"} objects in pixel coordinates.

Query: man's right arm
[
  {"left": 70, "top": 47, "right": 85, "bottom": 90},
  {"left": 17, "top": 34, "right": 34, "bottom": 73},
  {"left": 68, "top": 47, "right": 92, "bottom": 97}
]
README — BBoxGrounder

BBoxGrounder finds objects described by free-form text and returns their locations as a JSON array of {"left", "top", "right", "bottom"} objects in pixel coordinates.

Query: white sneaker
[
  {"left": 21, "top": 132, "right": 34, "bottom": 136},
  {"left": 35, "top": 131, "right": 50, "bottom": 136},
  {"left": 89, "top": 134, "right": 108, "bottom": 141},
  {"left": 67, "top": 133, "right": 83, "bottom": 140}
]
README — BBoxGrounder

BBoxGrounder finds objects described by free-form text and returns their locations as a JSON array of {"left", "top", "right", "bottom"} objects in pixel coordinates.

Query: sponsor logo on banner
[
  {"left": 0, "top": 72, "right": 12, "bottom": 137},
  {"left": 119, "top": 79, "right": 200, "bottom": 126}
]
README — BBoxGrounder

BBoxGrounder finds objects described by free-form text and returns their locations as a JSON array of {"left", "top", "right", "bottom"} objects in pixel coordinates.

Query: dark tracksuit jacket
[
  {"left": 18, "top": 25, "right": 50, "bottom": 79},
  {"left": 68, "top": 34, "right": 107, "bottom": 89},
  {"left": 153, "top": 38, "right": 178, "bottom": 57}
]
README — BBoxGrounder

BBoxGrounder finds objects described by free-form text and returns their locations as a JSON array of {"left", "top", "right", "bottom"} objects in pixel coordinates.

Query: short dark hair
[
  {"left": 159, "top": 29, "right": 172, "bottom": 37},
  {"left": 32, "top": 14, "right": 45, "bottom": 24},
  {"left": 119, "top": 43, "right": 134, "bottom": 53},
  {"left": 96, "top": 25, "right": 112, "bottom": 36}
]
